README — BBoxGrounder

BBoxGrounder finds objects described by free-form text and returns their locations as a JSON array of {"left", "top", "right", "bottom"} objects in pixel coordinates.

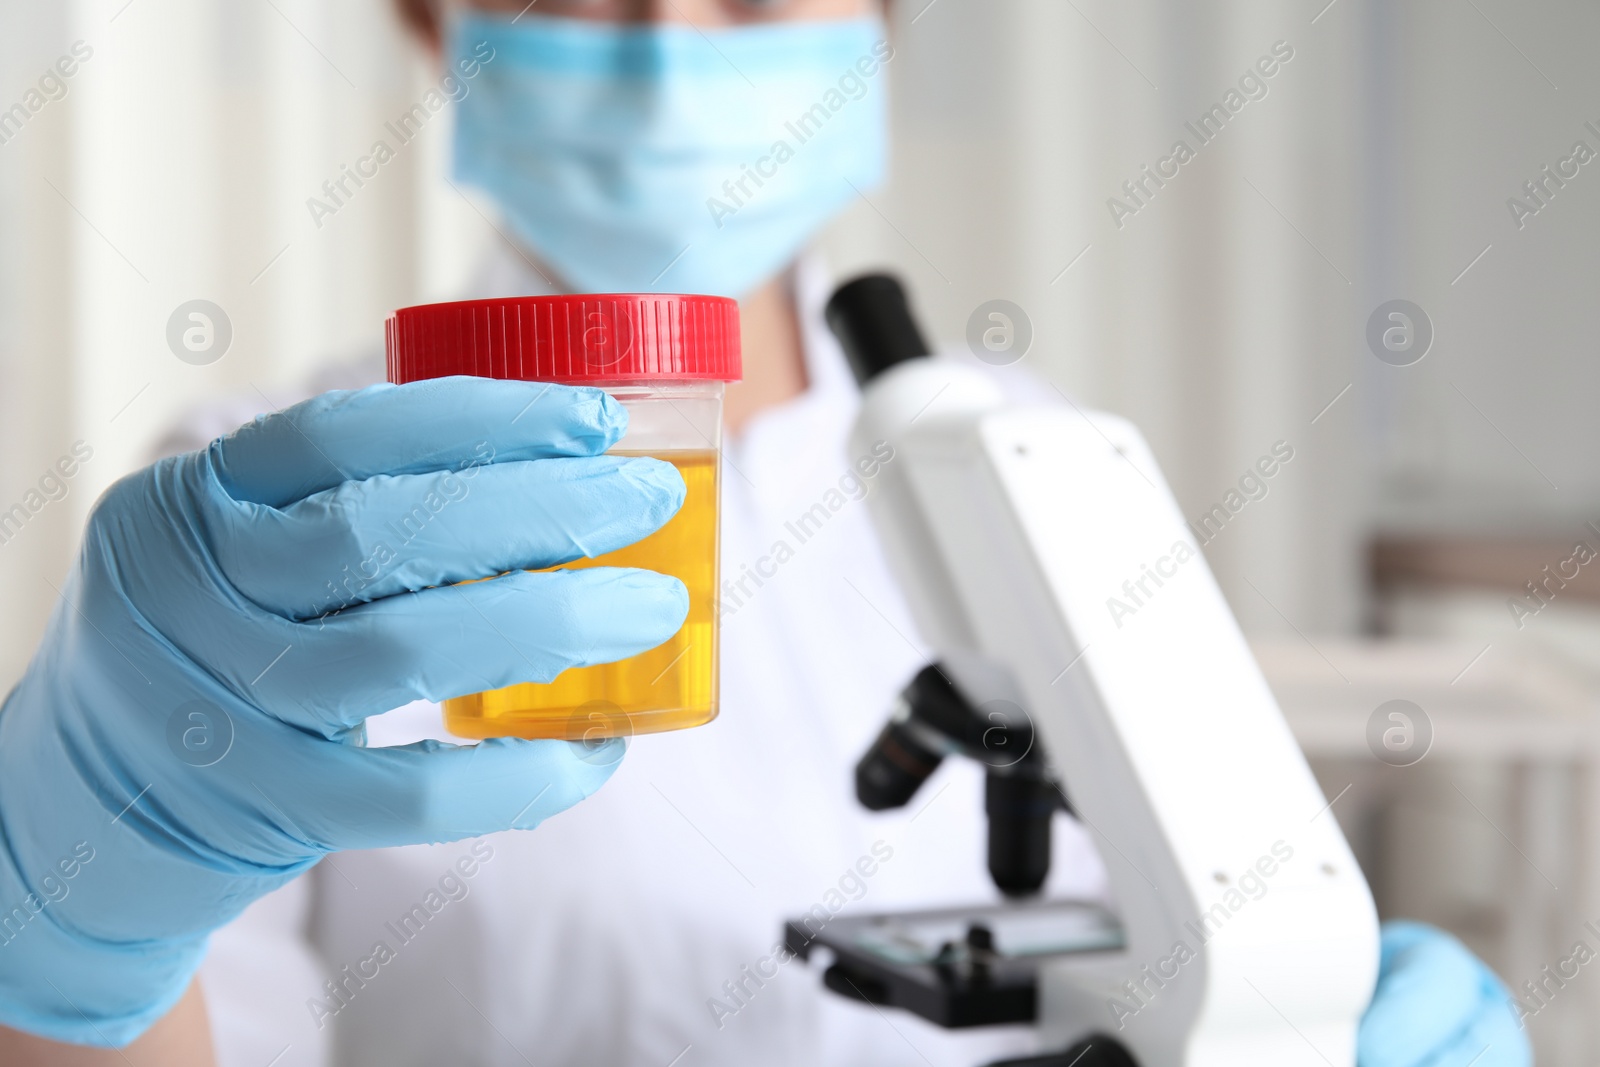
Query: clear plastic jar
[{"left": 387, "top": 294, "right": 741, "bottom": 741}]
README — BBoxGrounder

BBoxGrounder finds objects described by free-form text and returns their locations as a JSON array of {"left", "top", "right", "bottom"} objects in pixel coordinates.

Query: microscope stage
[{"left": 785, "top": 899, "right": 1124, "bottom": 1028}]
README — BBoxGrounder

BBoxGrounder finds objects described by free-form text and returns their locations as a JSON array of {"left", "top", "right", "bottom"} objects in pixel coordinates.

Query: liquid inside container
[
  {"left": 444, "top": 386, "right": 723, "bottom": 741},
  {"left": 385, "top": 291, "right": 741, "bottom": 743}
]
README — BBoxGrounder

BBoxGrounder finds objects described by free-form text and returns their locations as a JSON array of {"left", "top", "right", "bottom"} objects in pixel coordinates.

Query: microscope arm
[{"left": 832, "top": 277, "right": 1379, "bottom": 1066}]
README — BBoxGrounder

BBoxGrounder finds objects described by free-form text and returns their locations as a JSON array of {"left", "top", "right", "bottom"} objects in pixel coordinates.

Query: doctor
[{"left": 0, "top": 0, "right": 1527, "bottom": 1065}]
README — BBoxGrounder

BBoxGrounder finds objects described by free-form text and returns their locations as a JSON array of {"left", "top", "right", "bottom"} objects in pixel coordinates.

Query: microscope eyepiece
[{"left": 825, "top": 274, "right": 932, "bottom": 387}]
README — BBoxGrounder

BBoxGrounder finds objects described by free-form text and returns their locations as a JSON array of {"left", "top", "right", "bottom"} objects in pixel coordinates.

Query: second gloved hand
[
  {"left": 0, "top": 379, "right": 688, "bottom": 1047},
  {"left": 1359, "top": 921, "right": 1531, "bottom": 1067}
]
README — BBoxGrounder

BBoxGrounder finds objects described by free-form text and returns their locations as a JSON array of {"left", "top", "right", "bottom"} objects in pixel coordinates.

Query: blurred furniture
[
  {"left": 1254, "top": 636, "right": 1600, "bottom": 1067},
  {"left": 1372, "top": 534, "right": 1600, "bottom": 621}
]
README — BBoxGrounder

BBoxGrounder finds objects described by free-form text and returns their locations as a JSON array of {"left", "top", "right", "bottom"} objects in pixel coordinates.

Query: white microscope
[{"left": 784, "top": 276, "right": 1378, "bottom": 1066}]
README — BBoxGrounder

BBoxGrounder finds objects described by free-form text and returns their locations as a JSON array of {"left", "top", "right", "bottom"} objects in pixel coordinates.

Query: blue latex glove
[
  {"left": 0, "top": 378, "right": 689, "bottom": 1046},
  {"left": 1359, "top": 921, "right": 1531, "bottom": 1067}
]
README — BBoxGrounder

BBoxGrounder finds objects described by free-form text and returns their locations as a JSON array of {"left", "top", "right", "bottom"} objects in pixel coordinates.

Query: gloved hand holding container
[{"left": 387, "top": 293, "right": 741, "bottom": 742}]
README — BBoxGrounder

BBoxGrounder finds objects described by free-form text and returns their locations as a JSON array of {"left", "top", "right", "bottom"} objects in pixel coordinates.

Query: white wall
[
  {"left": 1369, "top": 0, "right": 1600, "bottom": 534},
  {"left": 827, "top": 0, "right": 1373, "bottom": 639},
  {"left": 2, "top": 4, "right": 85, "bottom": 690}
]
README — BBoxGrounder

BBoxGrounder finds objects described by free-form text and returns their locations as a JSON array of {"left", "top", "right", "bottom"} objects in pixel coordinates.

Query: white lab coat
[{"left": 189, "top": 250, "right": 1107, "bottom": 1067}]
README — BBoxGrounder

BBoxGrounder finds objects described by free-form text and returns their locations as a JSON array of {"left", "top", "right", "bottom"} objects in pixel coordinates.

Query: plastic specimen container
[{"left": 386, "top": 293, "right": 741, "bottom": 741}]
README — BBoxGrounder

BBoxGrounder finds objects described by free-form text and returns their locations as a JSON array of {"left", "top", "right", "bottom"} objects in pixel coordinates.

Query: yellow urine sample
[{"left": 443, "top": 450, "right": 720, "bottom": 741}]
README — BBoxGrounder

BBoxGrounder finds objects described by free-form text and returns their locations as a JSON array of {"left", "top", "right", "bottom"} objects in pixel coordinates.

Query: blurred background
[{"left": 3, "top": 0, "right": 1599, "bottom": 1061}]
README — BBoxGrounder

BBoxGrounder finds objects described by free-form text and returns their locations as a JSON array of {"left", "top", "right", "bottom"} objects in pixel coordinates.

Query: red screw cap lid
[{"left": 386, "top": 293, "right": 742, "bottom": 385}]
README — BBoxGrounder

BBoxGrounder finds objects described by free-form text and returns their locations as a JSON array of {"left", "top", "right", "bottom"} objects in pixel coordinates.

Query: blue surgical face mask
[{"left": 449, "top": 13, "right": 890, "bottom": 298}]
